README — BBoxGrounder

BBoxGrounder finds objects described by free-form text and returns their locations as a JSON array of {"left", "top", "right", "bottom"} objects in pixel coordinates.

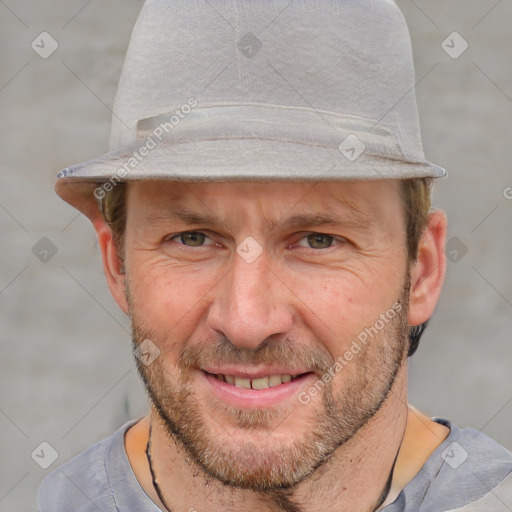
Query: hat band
[{"left": 136, "top": 103, "right": 410, "bottom": 162}]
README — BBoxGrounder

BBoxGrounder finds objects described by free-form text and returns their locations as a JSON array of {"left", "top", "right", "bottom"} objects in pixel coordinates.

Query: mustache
[{"left": 178, "top": 337, "right": 334, "bottom": 375}]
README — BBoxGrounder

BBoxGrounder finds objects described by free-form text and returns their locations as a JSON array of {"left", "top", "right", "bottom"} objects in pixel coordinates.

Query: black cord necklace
[
  {"left": 372, "top": 451, "right": 398, "bottom": 511},
  {"left": 145, "top": 422, "right": 399, "bottom": 512},
  {"left": 145, "top": 422, "right": 173, "bottom": 512},
  {"left": 372, "top": 421, "right": 408, "bottom": 511}
]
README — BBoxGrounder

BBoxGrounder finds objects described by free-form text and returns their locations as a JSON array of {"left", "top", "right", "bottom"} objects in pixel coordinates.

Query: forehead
[{"left": 125, "top": 179, "right": 404, "bottom": 229}]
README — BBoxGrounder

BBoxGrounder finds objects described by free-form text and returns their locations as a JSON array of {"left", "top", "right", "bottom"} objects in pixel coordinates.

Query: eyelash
[
  {"left": 166, "top": 231, "right": 347, "bottom": 250},
  {"left": 168, "top": 231, "right": 219, "bottom": 247}
]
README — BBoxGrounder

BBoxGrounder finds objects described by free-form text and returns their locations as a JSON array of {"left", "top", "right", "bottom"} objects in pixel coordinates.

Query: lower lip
[{"left": 202, "top": 371, "right": 315, "bottom": 408}]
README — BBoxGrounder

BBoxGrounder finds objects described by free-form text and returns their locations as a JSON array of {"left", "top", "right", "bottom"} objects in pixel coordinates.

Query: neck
[{"left": 143, "top": 367, "right": 412, "bottom": 512}]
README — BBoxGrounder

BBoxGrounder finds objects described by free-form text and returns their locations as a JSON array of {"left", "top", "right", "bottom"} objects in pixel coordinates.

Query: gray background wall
[{"left": 1, "top": 1, "right": 511, "bottom": 511}]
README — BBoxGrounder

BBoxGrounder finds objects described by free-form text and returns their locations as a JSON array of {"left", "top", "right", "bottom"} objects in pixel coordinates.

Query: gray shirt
[{"left": 38, "top": 418, "right": 512, "bottom": 511}]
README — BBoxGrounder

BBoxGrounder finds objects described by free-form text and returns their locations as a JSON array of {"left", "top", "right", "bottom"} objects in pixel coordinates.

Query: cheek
[
  {"left": 128, "top": 259, "right": 220, "bottom": 342},
  {"left": 290, "top": 266, "right": 404, "bottom": 358}
]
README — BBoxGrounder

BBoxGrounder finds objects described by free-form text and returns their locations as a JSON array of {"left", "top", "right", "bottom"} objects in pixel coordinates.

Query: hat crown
[{"left": 110, "top": 0, "right": 424, "bottom": 160}]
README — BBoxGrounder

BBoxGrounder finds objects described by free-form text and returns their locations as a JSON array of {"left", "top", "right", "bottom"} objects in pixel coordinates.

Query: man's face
[{"left": 123, "top": 180, "right": 411, "bottom": 490}]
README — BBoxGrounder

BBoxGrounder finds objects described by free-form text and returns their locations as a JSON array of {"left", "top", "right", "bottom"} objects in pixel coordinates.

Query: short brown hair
[{"left": 400, "top": 177, "right": 433, "bottom": 262}]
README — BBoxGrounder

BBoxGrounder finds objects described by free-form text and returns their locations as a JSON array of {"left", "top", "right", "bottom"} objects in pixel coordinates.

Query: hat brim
[{"left": 55, "top": 137, "right": 446, "bottom": 218}]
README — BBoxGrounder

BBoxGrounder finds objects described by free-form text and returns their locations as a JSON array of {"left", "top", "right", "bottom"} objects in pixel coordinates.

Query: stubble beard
[{"left": 127, "top": 279, "right": 410, "bottom": 492}]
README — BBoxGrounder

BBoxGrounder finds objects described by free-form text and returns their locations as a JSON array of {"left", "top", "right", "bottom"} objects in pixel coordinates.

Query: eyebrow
[
  {"left": 275, "top": 209, "right": 372, "bottom": 231},
  {"left": 141, "top": 203, "right": 373, "bottom": 232},
  {"left": 142, "top": 208, "right": 220, "bottom": 229}
]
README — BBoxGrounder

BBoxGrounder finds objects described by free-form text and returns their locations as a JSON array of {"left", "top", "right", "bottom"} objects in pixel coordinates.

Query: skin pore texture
[{"left": 95, "top": 180, "right": 449, "bottom": 512}]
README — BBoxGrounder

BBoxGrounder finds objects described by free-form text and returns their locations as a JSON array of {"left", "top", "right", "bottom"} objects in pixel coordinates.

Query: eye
[
  {"left": 296, "top": 233, "right": 341, "bottom": 249},
  {"left": 170, "top": 231, "right": 210, "bottom": 247}
]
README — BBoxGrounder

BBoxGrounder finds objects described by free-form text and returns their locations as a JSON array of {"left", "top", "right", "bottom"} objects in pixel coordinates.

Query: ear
[
  {"left": 93, "top": 217, "right": 129, "bottom": 314},
  {"left": 407, "top": 210, "right": 447, "bottom": 326}
]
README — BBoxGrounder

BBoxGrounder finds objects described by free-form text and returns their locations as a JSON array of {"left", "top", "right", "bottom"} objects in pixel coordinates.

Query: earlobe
[
  {"left": 94, "top": 218, "right": 129, "bottom": 314},
  {"left": 407, "top": 210, "right": 447, "bottom": 327}
]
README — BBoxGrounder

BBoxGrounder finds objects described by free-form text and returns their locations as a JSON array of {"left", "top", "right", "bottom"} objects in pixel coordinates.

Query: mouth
[
  {"left": 201, "top": 369, "right": 315, "bottom": 408},
  {"left": 205, "top": 371, "right": 305, "bottom": 390}
]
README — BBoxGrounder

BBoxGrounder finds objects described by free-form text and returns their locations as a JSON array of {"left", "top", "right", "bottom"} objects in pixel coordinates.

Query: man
[{"left": 38, "top": 1, "right": 512, "bottom": 511}]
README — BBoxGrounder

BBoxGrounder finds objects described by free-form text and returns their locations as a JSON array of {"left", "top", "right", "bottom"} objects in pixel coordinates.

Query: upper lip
[{"left": 201, "top": 365, "right": 311, "bottom": 379}]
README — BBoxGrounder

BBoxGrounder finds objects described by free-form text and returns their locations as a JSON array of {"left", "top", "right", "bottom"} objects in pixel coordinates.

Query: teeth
[
  {"left": 216, "top": 373, "right": 297, "bottom": 389},
  {"left": 251, "top": 376, "right": 269, "bottom": 390},
  {"left": 234, "top": 377, "right": 251, "bottom": 389},
  {"left": 268, "top": 375, "right": 282, "bottom": 387}
]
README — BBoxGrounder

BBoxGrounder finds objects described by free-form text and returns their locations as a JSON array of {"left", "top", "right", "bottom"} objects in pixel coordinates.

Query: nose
[{"left": 206, "top": 252, "right": 294, "bottom": 350}]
